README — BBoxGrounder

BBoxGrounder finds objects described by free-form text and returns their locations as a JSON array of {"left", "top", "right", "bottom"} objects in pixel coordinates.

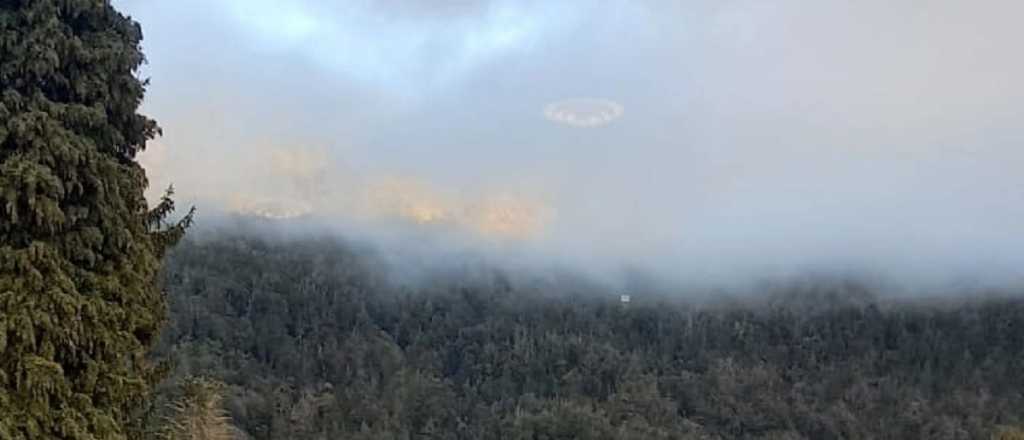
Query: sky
[{"left": 116, "top": 0, "right": 1024, "bottom": 289}]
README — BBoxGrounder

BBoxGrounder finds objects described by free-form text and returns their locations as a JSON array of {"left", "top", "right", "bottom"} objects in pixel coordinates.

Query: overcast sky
[{"left": 116, "top": 0, "right": 1024, "bottom": 288}]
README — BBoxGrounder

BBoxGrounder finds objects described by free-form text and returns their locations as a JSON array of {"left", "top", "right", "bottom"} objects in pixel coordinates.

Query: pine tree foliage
[{"left": 0, "top": 1, "right": 191, "bottom": 438}]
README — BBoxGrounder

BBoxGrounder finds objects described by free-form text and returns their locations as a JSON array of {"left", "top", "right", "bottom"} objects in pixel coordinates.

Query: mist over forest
[
  {"left": 147, "top": 222, "right": 1024, "bottom": 439},
  {"left": 127, "top": 2, "right": 1024, "bottom": 435},
  {"left": 4, "top": 1, "right": 1024, "bottom": 439},
  {"left": 120, "top": 0, "right": 1024, "bottom": 290}
]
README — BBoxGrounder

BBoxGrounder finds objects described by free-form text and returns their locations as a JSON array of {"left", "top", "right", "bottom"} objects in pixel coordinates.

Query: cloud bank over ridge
[{"left": 121, "top": 0, "right": 1024, "bottom": 288}]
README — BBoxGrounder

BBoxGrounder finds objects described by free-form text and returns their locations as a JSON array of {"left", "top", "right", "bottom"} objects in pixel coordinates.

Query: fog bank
[{"left": 118, "top": 0, "right": 1024, "bottom": 289}]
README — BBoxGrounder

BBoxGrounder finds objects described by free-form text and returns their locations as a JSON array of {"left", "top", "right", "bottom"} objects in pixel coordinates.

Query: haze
[{"left": 117, "top": 0, "right": 1024, "bottom": 289}]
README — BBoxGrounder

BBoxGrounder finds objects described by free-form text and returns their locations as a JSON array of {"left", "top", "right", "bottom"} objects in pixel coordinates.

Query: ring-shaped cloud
[{"left": 543, "top": 98, "right": 624, "bottom": 128}]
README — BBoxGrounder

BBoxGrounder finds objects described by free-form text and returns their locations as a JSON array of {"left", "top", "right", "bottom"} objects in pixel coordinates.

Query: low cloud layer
[{"left": 121, "top": 0, "right": 1024, "bottom": 289}]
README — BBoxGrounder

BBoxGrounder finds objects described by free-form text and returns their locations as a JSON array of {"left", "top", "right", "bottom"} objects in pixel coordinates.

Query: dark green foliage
[
  {"left": 0, "top": 1, "right": 190, "bottom": 438},
  {"left": 157, "top": 232, "right": 1024, "bottom": 439}
]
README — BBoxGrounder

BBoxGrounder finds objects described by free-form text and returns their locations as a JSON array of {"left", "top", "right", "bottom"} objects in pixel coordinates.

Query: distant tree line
[{"left": 150, "top": 229, "right": 1024, "bottom": 439}]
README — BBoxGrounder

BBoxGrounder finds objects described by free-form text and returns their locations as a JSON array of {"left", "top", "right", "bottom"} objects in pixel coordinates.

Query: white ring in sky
[{"left": 544, "top": 98, "right": 624, "bottom": 128}]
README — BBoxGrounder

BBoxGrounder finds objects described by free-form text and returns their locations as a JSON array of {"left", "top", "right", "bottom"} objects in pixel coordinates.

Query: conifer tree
[{"left": 0, "top": 1, "right": 192, "bottom": 438}]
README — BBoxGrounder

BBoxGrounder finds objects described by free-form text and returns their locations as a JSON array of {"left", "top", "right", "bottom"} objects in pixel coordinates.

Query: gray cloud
[{"left": 120, "top": 0, "right": 1024, "bottom": 289}]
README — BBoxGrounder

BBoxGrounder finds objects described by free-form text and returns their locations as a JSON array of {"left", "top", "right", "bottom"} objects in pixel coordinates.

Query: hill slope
[{"left": 152, "top": 231, "right": 1024, "bottom": 439}]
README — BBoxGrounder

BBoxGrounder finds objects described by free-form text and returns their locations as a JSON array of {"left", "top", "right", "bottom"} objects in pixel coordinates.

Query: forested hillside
[{"left": 151, "top": 227, "right": 1024, "bottom": 439}]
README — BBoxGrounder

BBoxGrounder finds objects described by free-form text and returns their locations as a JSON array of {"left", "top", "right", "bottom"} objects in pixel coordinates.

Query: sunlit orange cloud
[
  {"left": 358, "top": 175, "right": 553, "bottom": 240},
  {"left": 466, "top": 193, "right": 552, "bottom": 240},
  {"left": 360, "top": 176, "right": 455, "bottom": 225},
  {"left": 140, "top": 143, "right": 554, "bottom": 240}
]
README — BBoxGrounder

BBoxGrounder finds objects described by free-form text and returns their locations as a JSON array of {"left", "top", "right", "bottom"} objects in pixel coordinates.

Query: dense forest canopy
[{"left": 151, "top": 222, "right": 1024, "bottom": 439}]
